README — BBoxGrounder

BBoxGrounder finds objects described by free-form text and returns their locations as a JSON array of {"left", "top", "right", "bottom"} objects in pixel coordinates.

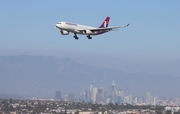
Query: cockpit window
[{"left": 58, "top": 22, "right": 61, "bottom": 24}]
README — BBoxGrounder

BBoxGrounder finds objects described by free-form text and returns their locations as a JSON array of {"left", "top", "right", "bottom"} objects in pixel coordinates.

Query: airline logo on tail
[{"left": 99, "top": 17, "right": 110, "bottom": 28}]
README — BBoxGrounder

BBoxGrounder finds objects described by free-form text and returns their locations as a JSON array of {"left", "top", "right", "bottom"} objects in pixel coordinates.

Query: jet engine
[
  {"left": 60, "top": 30, "right": 69, "bottom": 35},
  {"left": 84, "top": 30, "right": 93, "bottom": 34}
]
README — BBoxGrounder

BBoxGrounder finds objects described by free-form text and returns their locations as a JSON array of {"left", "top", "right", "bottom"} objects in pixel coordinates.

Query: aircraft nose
[{"left": 55, "top": 24, "right": 58, "bottom": 28}]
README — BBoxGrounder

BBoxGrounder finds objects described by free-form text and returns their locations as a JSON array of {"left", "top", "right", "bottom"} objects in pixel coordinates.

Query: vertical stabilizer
[{"left": 99, "top": 17, "right": 110, "bottom": 28}]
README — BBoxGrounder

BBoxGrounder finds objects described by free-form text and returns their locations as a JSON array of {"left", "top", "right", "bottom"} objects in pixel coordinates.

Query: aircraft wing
[{"left": 89, "top": 23, "right": 130, "bottom": 32}]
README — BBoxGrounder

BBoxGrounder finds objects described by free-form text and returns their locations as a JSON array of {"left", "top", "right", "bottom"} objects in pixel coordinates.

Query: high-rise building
[
  {"left": 79, "top": 91, "right": 83, "bottom": 101},
  {"left": 85, "top": 89, "right": 89, "bottom": 101},
  {"left": 118, "top": 89, "right": 124, "bottom": 99},
  {"left": 146, "top": 92, "right": 151, "bottom": 104},
  {"left": 98, "top": 87, "right": 106, "bottom": 102},
  {"left": 69, "top": 93, "right": 74, "bottom": 101},
  {"left": 134, "top": 97, "right": 138, "bottom": 104},
  {"left": 124, "top": 87, "right": 128, "bottom": 96},
  {"left": 92, "top": 88, "right": 98, "bottom": 103},
  {"left": 98, "top": 88, "right": 103, "bottom": 93},
  {"left": 123, "top": 95, "right": 132, "bottom": 104},
  {"left": 83, "top": 91, "right": 86, "bottom": 100},
  {"left": 138, "top": 98, "right": 143, "bottom": 105},
  {"left": 96, "top": 93, "right": 101, "bottom": 103},
  {"left": 153, "top": 96, "right": 158, "bottom": 105},
  {"left": 175, "top": 98, "right": 179, "bottom": 105},
  {"left": 111, "top": 81, "right": 116, "bottom": 102},
  {"left": 55, "top": 91, "right": 61, "bottom": 100},
  {"left": 129, "top": 95, "right": 133, "bottom": 104},
  {"left": 114, "top": 96, "right": 119, "bottom": 103},
  {"left": 62, "top": 95, "right": 68, "bottom": 101},
  {"left": 123, "top": 96, "right": 129, "bottom": 104},
  {"left": 104, "top": 90, "right": 107, "bottom": 103},
  {"left": 89, "top": 82, "right": 94, "bottom": 102}
]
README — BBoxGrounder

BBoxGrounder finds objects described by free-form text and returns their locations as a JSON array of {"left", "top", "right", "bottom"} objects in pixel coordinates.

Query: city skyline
[
  {"left": 0, "top": 55, "right": 179, "bottom": 98},
  {"left": 54, "top": 80, "right": 180, "bottom": 106}
]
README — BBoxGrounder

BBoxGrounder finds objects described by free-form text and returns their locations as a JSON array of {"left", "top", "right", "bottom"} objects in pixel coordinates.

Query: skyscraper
[
  {"left": 124, "top": 87, "right": 128, "bottom": 96},
  {"left": 98, "top": 87, "right": 105, "bottom": 102},
  {"left": 85, "top": 89, "right": 89, "bottom": 101},
  {"left": 146, "top": 92, "right": 151, "bottom": 104},
  {"left": 134, "top": 97, "right": 138, "bottom": 104},
  {"left": 175, "top": 98, "right": 179, "bottom": 105},
  {"left": 89, "top": 82, "right": 94, "bottom": 102},
  {"left": 79, "top": 91, "right": 83, "bottom": 101},
  {"left": 118, "top": 89, "right": 124, "bottom": 99},
  {"left": 111, "top": 81, "right": 116, "bottom": 102},
  {"left": 69, "top": 93, "right": 74, "bottom": 101},
  {"left": 55, "top": 91, "right": 61, "bottom": 100},
  {"left": 96, "top": 93, "right": 101, "bottom": 103},
  {"left": 153, "top": 96, "right": 158, "bottom": 105},
  {"left": 92, "top": 88, "right": 98, "bottom": 103}
]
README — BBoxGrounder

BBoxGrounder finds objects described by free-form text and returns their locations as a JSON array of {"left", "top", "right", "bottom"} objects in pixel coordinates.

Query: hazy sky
[{"left": 0, "top": 1, "right": 180, "bottom": 71}]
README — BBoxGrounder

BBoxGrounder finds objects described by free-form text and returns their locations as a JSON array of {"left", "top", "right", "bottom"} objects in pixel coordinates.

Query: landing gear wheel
[
  {"left": 74, "top": 34, "right": 79, "bottom": 40},
  {"left": 87, "top": 35, "right": 92, "bottom": 39},
  {"left": 74, "top": 36, "right": 79, "bottom": 40}
]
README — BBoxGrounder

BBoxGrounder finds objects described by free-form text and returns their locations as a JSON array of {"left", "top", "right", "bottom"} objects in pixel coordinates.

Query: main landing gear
[
  {"left": 87, "top": 35, "right": 92, "bottom": 39},
  {"left": 73, "top": 34, "right": 79, "bottom": 40},
  {"left": 73, "top": 34, "right": 92, "bottom": 40}
]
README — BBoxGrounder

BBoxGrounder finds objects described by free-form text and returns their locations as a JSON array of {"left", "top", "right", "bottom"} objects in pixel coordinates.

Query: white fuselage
[{"left": 56, "top": 22, "right": 102, "bottom": 35}]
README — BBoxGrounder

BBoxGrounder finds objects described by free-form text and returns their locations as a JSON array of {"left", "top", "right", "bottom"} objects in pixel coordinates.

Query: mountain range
[{"left": 0, "top": 55, "right": 179, "bottom": 98}]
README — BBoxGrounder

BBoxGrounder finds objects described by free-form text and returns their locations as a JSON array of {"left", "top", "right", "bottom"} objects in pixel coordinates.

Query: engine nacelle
[
  {"left": 60, "top": 30, "right": 69, "bottom": 35},
  {"left": 84, "top": 30, "right": 93, "bottom": 34}
]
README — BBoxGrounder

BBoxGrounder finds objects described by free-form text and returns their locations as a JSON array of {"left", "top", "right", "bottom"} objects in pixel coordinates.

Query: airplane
[{"left": 55, "top": 17, "right": 129, "bottom": 40}]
